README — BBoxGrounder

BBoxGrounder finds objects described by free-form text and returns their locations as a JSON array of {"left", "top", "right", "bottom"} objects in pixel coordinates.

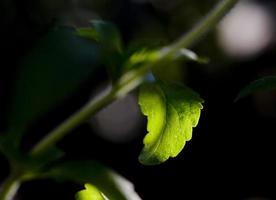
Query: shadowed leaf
[
  {"left": 235, "top": 76, "right": 276, "bottom": 101},
  {"left": 7, "top": 27, "right": 100, "bottom": 147}
]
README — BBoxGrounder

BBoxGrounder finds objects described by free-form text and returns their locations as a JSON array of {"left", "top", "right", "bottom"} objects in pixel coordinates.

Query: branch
[{"left": 30, "top": 0, "right": 239, "bottom": 156}]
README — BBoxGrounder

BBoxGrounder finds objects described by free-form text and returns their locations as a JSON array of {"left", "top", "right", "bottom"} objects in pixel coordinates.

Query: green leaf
[
  {"left": 46, "top": 160, "right": 141, "bottom": 200},
  {"left": 78, "top": 20, "right": 123, "bottom": 53},
  {"left": 0, "top": 134, "right": 63, "bottom": 173},
  {"left": 77, "top": 28, "right": 99, "bottom": 41},
  {"left": 122, "top": 49, "right": 160, "bottom": 72},
  {"left": 7, "top": 27, "right": 100, "bottom": 146},
  {"left": 235, "top": 76, "right": 276, "bottom": 101},
  {"left": 177, "top": 49, "right": 209, "bottom": 64},
  {"left": 138, "top": 81, "right": 203, "bottom": 165},
  {"left": 77, "top": 20, "right": 123, "bottom": 81},
  {"left": 76, "top": 184, "right": 107, "bottom": 200}
]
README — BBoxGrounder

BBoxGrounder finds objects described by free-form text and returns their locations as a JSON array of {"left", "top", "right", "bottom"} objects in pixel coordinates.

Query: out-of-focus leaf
[
  {"left": 76, "top": 184, "right": 107, "bottom": 200},
  {"left": 26, "top": 147, "right": 64, "bottom": 171},
  {"left": 235, "top": 76, "right": 276, "bottom": 101},
  {"left": 77, "top": 20, "right": 123, "bottom": 81},
  {"left": 77, "top": 28, "right": 99, "bottom": 41},
  {"left": 0, "top": 134, "right": 63, "bottom": 173},
  {"left": 46, "top": 160, "right": 141, "bottom": 200},
  {"left": 138, "top": 81, "right": 203, "bottom": 165},
  {"left": 78, "top": 20, "right": 123, "bottom": 53},
  {"left": 177, "top": 49, "right": 209, "bottom": 64},
  {"left": 122, "top": 49, "right": 160, "bottom": 72},
  {"left": 7, "top": 27, "right": 100, "bottom": 147}
]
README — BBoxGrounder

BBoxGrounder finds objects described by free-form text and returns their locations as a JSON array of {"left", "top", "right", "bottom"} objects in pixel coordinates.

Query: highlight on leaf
[
  {"left": 235, "top": 76, "right": 276, "bottom": 101},
  {"left": 177, "top": 49, "right": 209, "bottom": 64},
  {"left": 138, "top": 81, "right": 203, "bottom": 165},
  {"left": 76, "top": 184, "right": 108, "bottom": 200},
  {"left": 46, "top": 160, "right": 141, "bottom": 200}
]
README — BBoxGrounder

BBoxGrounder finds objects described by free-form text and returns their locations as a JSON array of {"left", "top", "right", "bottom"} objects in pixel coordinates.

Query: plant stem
[
  {"left": 0, "top": 174, "right": 21, "bottom": 200},
  {"left": 169, "top": 0, "right": 239, "bottom": 52},
  {"left": 30, "top": 0, "right": 239, "bottom": 156},
  {"left": 30, "top": 90, "right": 117, "bottom": 156}
]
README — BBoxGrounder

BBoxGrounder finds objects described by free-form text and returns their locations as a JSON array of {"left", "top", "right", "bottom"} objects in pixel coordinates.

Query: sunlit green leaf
[
  {"left": 46, "top": 160, "right": 141, "bottom": 200},
  {"left": 7, "top": 27, "right": 100, "bottom": 147},
  {"left": 138, "top": 81, "right": 203, "bottom": 165},
  {"left": 76, "top": 184, "right": 107, "bottom": 200},
  {"left": 235, "top": 76, "right": 276, "bottom": 101}
]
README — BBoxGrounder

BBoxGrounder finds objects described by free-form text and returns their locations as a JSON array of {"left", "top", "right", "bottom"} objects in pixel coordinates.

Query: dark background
[{"left": 1, "top": 0, "right": 276, "bottom": 199}]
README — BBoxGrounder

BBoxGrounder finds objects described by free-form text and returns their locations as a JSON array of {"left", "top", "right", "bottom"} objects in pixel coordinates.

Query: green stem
[
  {"left": 30, "top": 0, "right": 239, "bottom": 156},
  {"left": 169, "top": 0, "right": 239, "bottom": 52},
  {"left": 0, "top": 174, "right": 21, "bottom": 200},
  {"left": 30, "top": 90, "right": 117, "bottom": 156}
]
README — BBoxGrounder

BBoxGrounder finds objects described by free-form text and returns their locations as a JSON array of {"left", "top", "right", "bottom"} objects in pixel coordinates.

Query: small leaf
[
  {"left": 138, "top": 81, "right": 203, "bottom": 165},
  {"left": 0, "top": 134, "right": 63, "bottom": 173},
  {"left": 235, "top": 76, "right": 276, "bottom": 101},
  {"left": 27, "top": 147, "right": 64, "bottom": 171},
  {"left": 78, "top": 20, "right": 123, "bottom": 81},
  {"left": 76, "top": 184, "right": 107, "bottom": 200},
  {"left": 78, "top": 20, "right": 123, "bottom": 53},
  {"left": 77, "top": 28, "right": 99, "bottom": 41},
  {"left": 177, "top": 49, "right": 209, "bottom": 64},
  {"left": 122, "top": 49, "right": 160, "bottom": 72},
  {"left": 46, "top": 160, "right": 141, "bottom": 200},
  {"left": 7, "top": 27, "right": 100, "bottom": 147}
]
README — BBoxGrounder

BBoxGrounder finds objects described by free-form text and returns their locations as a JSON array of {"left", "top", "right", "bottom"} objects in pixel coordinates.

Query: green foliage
[
  {"left": 236, "top": 76, "right": 276, "bottom": 101},
  {"left": 77, "top": 20, "right": 124, "bottom": 81},
  {"left": 78, "top": 20, "right": 123, "bottom": 52},
  {"left": 0, "top": 0, "right": 240, "bottom": 198},
  {"left": 6, "top": 27, "right": 100, "bottom": 148},
  {"left": 77, "top": 20, "right": 206, "bottom": 83},
  {"left": 76, "top": 184, "right": 106, "bottom": 200},
  {"left": 138, "top": 81, "right": 203, "bottom": 165},
  {"left": 46, "top": 160, "right": 140, "bottom": 200}
]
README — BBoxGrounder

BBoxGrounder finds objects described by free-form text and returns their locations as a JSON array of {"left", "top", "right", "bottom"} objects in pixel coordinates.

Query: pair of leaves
[
  {"left": 78, "top": 20, "right": 207, "bottom": 83},
  {"left": 46, "top": 160, "right": 141, "bottom": 200},
  {"left": 138, "top": 81, "right": 203, "bottom": 165}
]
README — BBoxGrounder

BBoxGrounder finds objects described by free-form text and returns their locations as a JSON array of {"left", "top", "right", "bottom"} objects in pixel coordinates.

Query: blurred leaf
[
  {"left": 177, "top": 49, "right": 209, "bottom": 64},
  {"left": 76, "top": 184, "right": 107, "bottom": 200},
  {"left": 0, "top": 133, "right": 21, "bottom": 160},
  {"left": 26, "top": 147, "right": 64, "bottom": 171},
  {"left": 122, "top": 49, "right": 160, "bottom": 72},
  {"left": 0, "top": 134, "right": 63, "bottom": 173},
  {"left": 77, "top": 20, "right": 123, "bottom": 53},
  {"left": 78, "top": 20, "right": 123, "bottom": 81},
  {"left": 235, "top": 76, "right": 276, "bottom": 101},
  {"left": 46, "top": 160, "right": 141, "bottom": 200},
  {"left": 7, "top": 27, "right": 100, "bottom": 147},
  {"left": 77, "top": 28, "right": 99, "bottom": 41},
  {"left": 138, "top": 81, "right": 203, "bottom": 165}
]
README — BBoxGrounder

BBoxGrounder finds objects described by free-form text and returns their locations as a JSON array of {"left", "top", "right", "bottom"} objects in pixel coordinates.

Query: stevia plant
[{"left": 0, "top": 0, "right": 239, "bottom": 199}]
